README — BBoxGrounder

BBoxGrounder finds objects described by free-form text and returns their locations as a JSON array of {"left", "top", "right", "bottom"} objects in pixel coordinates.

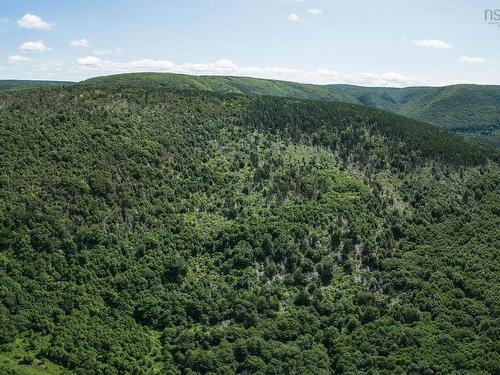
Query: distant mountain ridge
[{"left": 0, "top": 79, "right": 72, "bottom": 91}]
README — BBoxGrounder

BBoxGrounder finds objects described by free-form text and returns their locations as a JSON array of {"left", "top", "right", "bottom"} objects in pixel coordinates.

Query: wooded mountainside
[{"left": 0, "top": 80, "right": 498, "bottom": 374}]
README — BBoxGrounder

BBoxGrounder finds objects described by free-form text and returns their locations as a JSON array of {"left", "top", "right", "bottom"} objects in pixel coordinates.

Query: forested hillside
[
  {"left": 82, "top": 73, "right": 500, "bottom": 147},
  {"left": 0, "top": 83, "right": 499, "bottom": 374}
]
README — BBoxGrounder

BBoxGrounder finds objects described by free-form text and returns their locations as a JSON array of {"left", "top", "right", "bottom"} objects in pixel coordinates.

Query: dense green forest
[
  {"left": 0, "top": 81, "right": 499, "bottom": 374},
  {"left": 82, "top": 73, "right": 500, "bottom": 147}
]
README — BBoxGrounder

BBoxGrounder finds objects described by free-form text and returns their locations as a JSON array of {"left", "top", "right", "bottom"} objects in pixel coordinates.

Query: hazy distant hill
[
  {"left": 0, "top": 79, "right": 72, "bottom": 92},
  {"left": 82, "top": 73, "right": 500, "bottom": 147}
]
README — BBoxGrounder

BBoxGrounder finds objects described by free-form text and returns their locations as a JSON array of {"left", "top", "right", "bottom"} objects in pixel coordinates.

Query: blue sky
[{"left": 1, "top": 0, "right": 499, "bottom": 86}]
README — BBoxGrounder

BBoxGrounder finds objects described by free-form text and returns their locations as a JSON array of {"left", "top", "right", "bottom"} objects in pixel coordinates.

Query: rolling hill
[
  {"left": 0, "top": 82, "right": 499, "bottom": 374},
  {"left": 82, "top": 73, "right": 500, "bottom": 147}
]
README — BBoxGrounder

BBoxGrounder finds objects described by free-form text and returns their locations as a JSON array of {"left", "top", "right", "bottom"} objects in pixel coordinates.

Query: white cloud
[
  {"left": 70, "top": 38, "right": 91, "bottom": 48},
  {"left": 119, "top": 58, "right": 175, "bottom": 70},
  {"left": 76, "top": 56, "right": 420, "bottom": 86},
  {"left": 308, "top": 8, "right": 322, "bottom": 16},
  {"left": 78, "top": 56, "right": 105, "bottom": 66},
  {"left": 77, "top": 56, "right": 175, "bottom": 70},
  {"left": 413, "top": 39, "right": 451, "bottom": 49},
  {"left": 17, "top": 13, "right": 52, "bottom": 30},
  {"left": 19, "top": 40, "right": 52, "bottom": 53},
  {"left": 8, "top": 55, "right": 33, "bottom": 63},
  {"left": 458, "top": 56, "right": 485, "bottom": 64},
  {"left": 346, "top": 72, "right": 420, "bottom": 86},
  {"left": 288, "top": 13, "right": 301, "bottom": 21}
]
